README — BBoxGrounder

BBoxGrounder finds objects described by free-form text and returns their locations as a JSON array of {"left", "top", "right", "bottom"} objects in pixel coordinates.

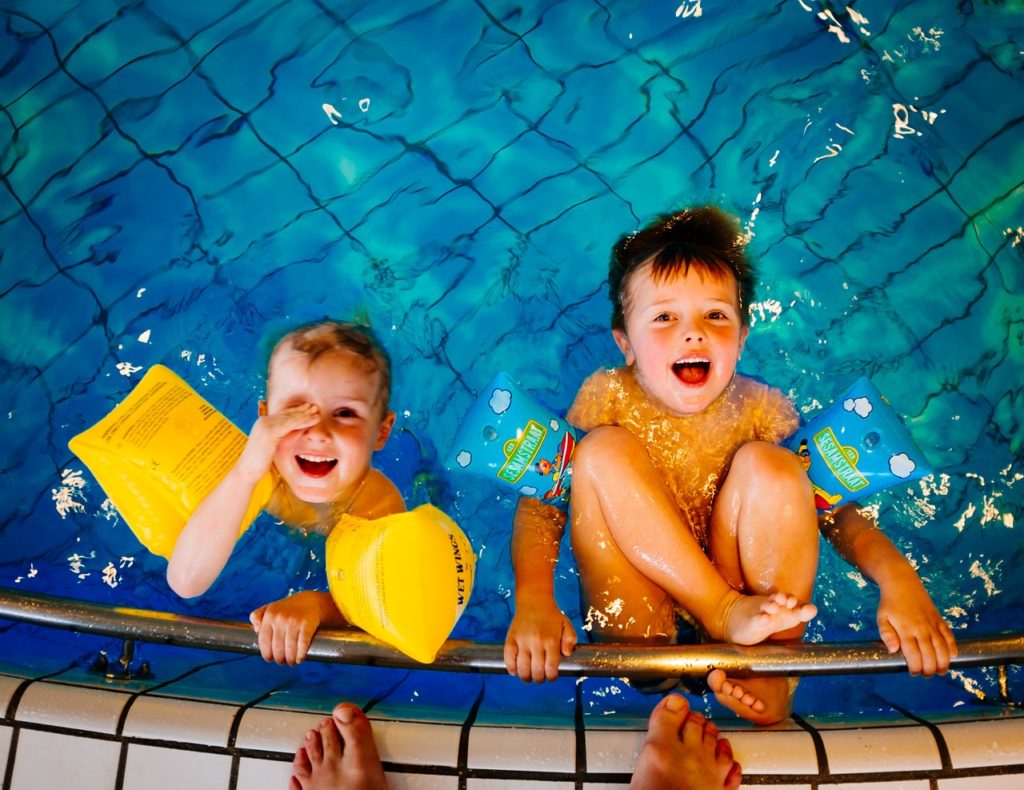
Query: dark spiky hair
[{"left": 609, "top": 206, "right": 755, "bottom": 331}]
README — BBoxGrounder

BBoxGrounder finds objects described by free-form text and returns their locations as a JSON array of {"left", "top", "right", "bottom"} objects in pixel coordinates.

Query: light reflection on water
[{"left": 0, "top": 0, "right": 1021, "bottom": 720}]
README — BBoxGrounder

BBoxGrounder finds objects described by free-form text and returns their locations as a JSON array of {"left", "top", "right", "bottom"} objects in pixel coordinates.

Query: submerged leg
[{"left": 707, "top": 441, "right": 820, "bottom": 724}]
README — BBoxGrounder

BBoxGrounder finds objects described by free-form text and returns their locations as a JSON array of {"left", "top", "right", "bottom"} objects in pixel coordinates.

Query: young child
[
  {"left": 504, "top": 207, "right": 957, "bottom": 725},
  {"left": 167, "top": 320, "right": 406, "bottom": 665}
]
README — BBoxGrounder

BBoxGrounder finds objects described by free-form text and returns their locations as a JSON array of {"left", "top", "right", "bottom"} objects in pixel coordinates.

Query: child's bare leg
[
  {"left": 707, "top": 441, "right": 820, "bottom": 724},
  {"left": 289, "top": 703, "right": 387, "bottom": 790},
  {"left": 570, "top": 427, "right": 816, "bottom": 644},
  {"left": 630, "top": 694, "right": 742, "bottom": 790}
]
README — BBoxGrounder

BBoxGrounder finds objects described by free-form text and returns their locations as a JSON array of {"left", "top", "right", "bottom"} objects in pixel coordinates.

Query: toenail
[
  {"left": 665, "top": 694, "right": 685, "bottom": 712},
  {"left": 335, "top": 705, "right": 356, "bottom": 724}
]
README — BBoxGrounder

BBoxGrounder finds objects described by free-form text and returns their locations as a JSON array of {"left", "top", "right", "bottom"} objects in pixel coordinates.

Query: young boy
[
  {"left": 167, "top": 320, "right": 406, "bottom": 665},
  {"left": 504, "top": 207, "right": 957, "bottom": 724}
]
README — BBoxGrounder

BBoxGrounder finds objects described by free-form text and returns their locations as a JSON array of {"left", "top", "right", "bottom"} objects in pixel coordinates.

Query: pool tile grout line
[
  {"left": 574, "top": 679, "right": 586, "bottom": 790},
  {"left": 1, "top": 726, "right": 18, "bottom": 790},
  {"left": 3, "top": 665, "right": 76, "bottom": 721},
  {"left": 1, "top": 662, "right": 78, "bottom": 790},
  {"left": 360, "top": 670, "right": 412, "bottom": 714},
  {"left": 790, "top": 713, "right": 829, "bottom": 785},
  {"left": 889, "top": 702, "right": 954, "bottom": 772},
  {"left": 456, "top": 681, "right": 486, "bottom": 790},
  {"left": 227, "top": 686, "right": 284, "bottom": 790}
]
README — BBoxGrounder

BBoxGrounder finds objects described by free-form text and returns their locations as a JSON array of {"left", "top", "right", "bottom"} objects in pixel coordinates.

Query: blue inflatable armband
[
  {"left": 789, "top": 377, "right": 933, "bottom": 510},
  {"left": 448, "top": 372, "right": 579, "bottom": 505}
]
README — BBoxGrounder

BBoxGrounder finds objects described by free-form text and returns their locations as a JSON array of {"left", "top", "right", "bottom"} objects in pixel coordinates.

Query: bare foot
[
  {"left": 630, "top": 694, "right": 742, "bottom": 790},
  {"left": 707, "top": 669, "right": 794, "bottom": 726},
  {"left": 717, "top": 591, "right": 816, "bottom": 646},
  {"left": 289, "top": 703, "right": 387, "bottom": 790}
]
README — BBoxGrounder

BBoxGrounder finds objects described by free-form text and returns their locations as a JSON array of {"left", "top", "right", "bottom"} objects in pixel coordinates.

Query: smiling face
[
  {"left": 262, "top": 345, "right": 394, "bottom": 504},
  {"left": 613, "top": 260, "right": 749, "bottom": 417}
]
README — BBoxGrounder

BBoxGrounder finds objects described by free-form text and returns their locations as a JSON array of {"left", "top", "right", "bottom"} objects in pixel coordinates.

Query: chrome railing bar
[{"left": 1, "top": 588, "right": 1021, "bottom": 678}]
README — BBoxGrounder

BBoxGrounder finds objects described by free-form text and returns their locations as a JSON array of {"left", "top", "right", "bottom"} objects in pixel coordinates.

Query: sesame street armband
[
  {"left": 448, "top": 372, "right": 580, "bottom": 506},
  {"left": 325, "top": 504, "right": 475, "bottom": 663},
  {"left": 68, "top": 365, "right": 274, "bottom": 558},
  {"left": 789, "top": 377, "right": 933, "bottom": 511}
]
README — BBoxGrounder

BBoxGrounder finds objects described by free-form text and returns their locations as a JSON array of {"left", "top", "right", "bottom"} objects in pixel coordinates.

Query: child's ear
[
  {"left": 738, "top": 324, "right": 750, "bottom": 358},
  {"left": 375, "top": 410, "right": 396, "bottom": 451},
  {"left": 612, "top": 328, "right": 636, "bottom": 366},
  {"left": 258, "top": 400, "right": 268, "bottom": 417}
]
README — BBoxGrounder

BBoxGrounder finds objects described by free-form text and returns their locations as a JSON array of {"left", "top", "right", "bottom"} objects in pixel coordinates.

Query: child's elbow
[{"left": 165, "top": 564, "right": 209, "bottom": 599}]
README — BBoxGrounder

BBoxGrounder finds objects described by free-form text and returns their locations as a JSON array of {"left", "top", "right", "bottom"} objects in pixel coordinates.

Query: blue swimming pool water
[{"left": 1, "top": 0, "right": 1022, "bottom": 723}]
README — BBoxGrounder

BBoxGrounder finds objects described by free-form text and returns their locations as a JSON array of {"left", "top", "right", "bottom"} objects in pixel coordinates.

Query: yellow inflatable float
[
  {"left": 326, "top": 505, "right": 475, "bottom": 664},
  {"left": 69, "top": 365, "right": 475, "bottom": 664},
  {"left": 68, "top": 365, "right": 273, "bottom": 559}
]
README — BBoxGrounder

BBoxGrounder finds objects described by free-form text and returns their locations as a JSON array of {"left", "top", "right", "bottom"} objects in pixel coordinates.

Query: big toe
[
  {"left": 645, "top": 693, "right": 691, "bottom": 743},
  {"left": 707, "top": 668, "right": 727, "bottom": 693},
  {"left": 332, "top": 703, "right": 387, "bottom": 785}
]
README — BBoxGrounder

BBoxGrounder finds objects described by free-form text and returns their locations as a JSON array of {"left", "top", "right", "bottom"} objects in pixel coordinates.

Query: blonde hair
[{"left": 269, "top": 320, "right": 392, "bottom": 413}]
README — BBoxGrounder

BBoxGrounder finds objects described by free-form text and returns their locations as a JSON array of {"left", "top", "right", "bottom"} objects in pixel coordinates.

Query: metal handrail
[{"left": 1, "top": 588, "right": 1021, "bottom": 678}]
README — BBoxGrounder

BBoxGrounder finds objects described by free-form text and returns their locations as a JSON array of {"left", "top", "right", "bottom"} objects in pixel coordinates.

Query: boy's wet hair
[
  {"left": 269, "top": 319, "right": 392, "bottom": 414},
  {"left": 609, "top": 206, "right": 755, "bottom": 331}
]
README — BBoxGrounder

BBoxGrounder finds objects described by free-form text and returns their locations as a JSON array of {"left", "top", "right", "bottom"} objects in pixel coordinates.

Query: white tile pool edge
[{"left": 1, "top": 674, "right": 1023, "bottom": 789}]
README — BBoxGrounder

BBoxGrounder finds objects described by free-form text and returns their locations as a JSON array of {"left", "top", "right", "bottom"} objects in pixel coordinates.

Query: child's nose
[
  {"left": 304, "top": 415, "right": 330, "bottom": 439},
  {"left": 682, "top": 322, "right": 704, "bottom": 342}
]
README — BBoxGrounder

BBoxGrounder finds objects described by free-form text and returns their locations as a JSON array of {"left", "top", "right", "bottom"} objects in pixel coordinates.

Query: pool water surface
[{"left": 0, "top": 0, "right": 1022, "bottom": 737}]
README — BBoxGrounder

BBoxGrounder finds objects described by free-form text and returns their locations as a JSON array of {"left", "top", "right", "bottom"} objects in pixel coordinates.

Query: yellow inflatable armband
[
  {"left": 325, "top": 504, "right": 474, "bottom": 664},
  {"left": 68, "top": 365, "right": 274, "bottom": 559}
]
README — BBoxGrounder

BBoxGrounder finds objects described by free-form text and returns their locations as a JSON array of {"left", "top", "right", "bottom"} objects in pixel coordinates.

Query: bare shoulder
[
  {"left": 568, "top": 366, "right": 627, "bottom": 429},
  {"left": 354, "top": 469, "right": 407, "bottom": 518},
  {"left": 733, "top": 376, "right": 798, "bottom": 440}
]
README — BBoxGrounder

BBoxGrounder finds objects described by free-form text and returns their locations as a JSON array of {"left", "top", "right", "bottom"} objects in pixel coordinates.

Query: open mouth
[
  {"left": 295, "top": 454, "right": 338, "bottom": 478},
  {"left": 672, "top": 358, "right": 711, "bottom": 386}
]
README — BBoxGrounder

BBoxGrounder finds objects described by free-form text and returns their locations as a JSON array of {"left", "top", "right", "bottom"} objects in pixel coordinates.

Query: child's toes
[{"left": 292, "top": 745, "right": 313, "bottom": 779}]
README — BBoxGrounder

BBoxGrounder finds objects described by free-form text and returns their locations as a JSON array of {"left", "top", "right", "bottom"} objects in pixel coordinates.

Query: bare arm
[
  {"left": 504, "top": 496, "right": 577, "bottom": 682},
  {"left": 166, "top": 404, "right": 319, "bottom": 598},
  {"left": 821, "top": 504, "right": 957, "bottom": 675}
]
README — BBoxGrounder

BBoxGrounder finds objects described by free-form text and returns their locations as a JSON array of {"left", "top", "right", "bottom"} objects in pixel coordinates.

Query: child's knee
[
  {"left": 732, "top": 441, "right": 812, "bottom": 496},
  {"left": 573, "top": 425, "right": 643, "bottom": 477}
]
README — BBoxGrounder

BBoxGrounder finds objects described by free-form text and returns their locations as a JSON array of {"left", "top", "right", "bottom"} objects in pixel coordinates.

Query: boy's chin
[
  {"left": 286, "top": 477, "right": 345, "bottom": 505},
  {"left": 660, "top": 383, "right": 727, "bottom": 416},
  {"left": 295, "top": 490, "right": 337, "bottom": 505}
]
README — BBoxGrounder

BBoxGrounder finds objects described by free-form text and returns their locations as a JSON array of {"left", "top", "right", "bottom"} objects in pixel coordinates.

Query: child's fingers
[
  {"left": 932, "top": 631, "right": 952, "bottom": 675},
  {"left": 527, "top": 646, "right": 547, "bottom": 683},
  {"left": 901, "top": 636, "right": 924, "bottom": 675},
  {"left": 502, "top": 640, "right": 518, "bottom": 676},
  {"left": 878, "top": 620, "right": 900, "bottom": 654},
  {"left": 559, "top": 618, "right": 577, "bottom": 657},
  {"left": 257, "top": 620, "right": 275, "bottom": 662},
  {"left": 514, "top": 645, "right": 533, "bottom": 681},
  {"left": 284, "top": 627, "right": 302, "bottom": 666},
  {"left": 250, "top": 606, "right": 266, "bottom": 630},
  {"left": 295, "top": 623, "right": 313, "bottom": 665},
  {"left": 940, "top": 619, "right": 958, "bottom": 659},
  {"left": 917, "top": 638, "right": 939, "bottom": 677},
  {"left": 272, "top": 403, "right": 320, "bottom": 432},
  {"left": 543, "top": 643, "right": 561, "bottom": 682}
]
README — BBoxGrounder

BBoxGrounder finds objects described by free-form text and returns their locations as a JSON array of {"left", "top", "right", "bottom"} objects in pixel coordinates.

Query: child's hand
[
  {"left": 504, "top": 595, "right": 577, "bottom": 683},
  {"left": 236, "top": 404, "right": 320, "bottom": 482},
  {"left": 249, "top": 591, "right": 327, "bottom": 665},
  {"left": 877, "top": 571, "right": 957, "bottom": 676}
]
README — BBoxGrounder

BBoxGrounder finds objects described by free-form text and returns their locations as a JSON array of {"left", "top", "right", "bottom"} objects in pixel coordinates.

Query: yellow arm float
[
  {"left": 68, "top": 365, "right": 274, "bottom": 559},
  {"left": 325, "top": 504, "right": 475, "bottom": 664}
]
